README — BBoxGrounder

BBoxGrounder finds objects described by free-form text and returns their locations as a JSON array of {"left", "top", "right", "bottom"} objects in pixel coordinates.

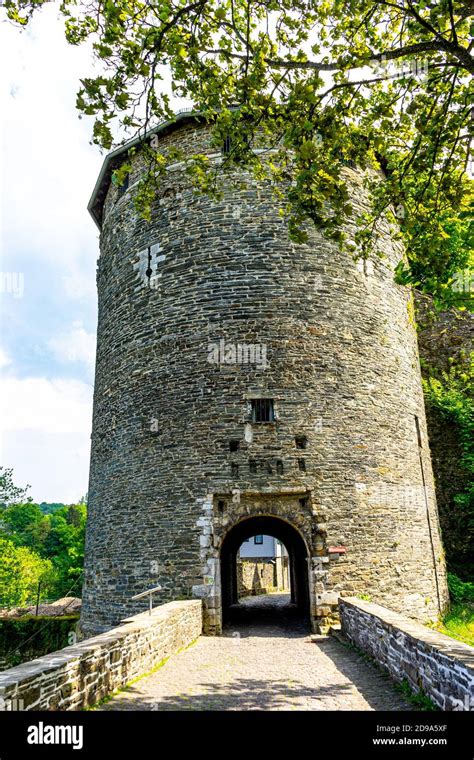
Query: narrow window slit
[{"left": 415, "top": 415, "right": 423, "bottom": 448}]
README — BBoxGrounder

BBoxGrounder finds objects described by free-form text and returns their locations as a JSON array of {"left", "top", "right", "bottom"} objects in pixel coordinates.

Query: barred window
[{"left": 250, "top": 398, "right": 275, "bottom": 423}]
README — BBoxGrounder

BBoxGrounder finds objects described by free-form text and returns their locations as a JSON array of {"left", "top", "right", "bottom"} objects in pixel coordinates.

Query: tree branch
[{"left": 202, "top": 39, "right": 473, "bottom": 74}]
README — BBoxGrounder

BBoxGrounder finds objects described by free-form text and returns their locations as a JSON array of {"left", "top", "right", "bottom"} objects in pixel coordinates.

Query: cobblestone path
[{"left": 101, "top": 595, "right": 411, "bottom": 711}]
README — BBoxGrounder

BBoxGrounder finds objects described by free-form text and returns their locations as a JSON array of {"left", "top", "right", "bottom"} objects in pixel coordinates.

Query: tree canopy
[
  {"left": 5, "top": 0, "right": 473, "bottom": 305},
  {"left": 0, "top": 537, "right": 54, "bottom": 608},
  {"left": 0, "top": 471, "right": 87, "bottom": 606}
]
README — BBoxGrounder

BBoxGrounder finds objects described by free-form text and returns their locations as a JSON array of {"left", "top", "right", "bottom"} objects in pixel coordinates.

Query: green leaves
[
  {"left": 0, "top": 466, "right": 31, "bottom": 508},
  {"left": 422, "top": 357, "right": 474, "bottom": 574},
  {"left": 0, "top": 469, "right": 87, "bottom": 606},
  {"left": 5, "top": 0, "right": 473, "bottom": 306},
  {"left": 0, "top": 537, "right": 54, "bottom": 608}
]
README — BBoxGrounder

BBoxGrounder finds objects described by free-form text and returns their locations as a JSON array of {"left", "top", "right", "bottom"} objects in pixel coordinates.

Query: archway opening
[
  {"left": 220, "top": 516, "right": 310, "bottom": 631},
  {"left": 237, "top": 534, "right": 291, "bottom": 603}
]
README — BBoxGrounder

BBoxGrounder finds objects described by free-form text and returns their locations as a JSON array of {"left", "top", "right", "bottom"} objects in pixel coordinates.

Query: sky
[{"left": 0, "top": 5, "right": 111, "bottom": 502}]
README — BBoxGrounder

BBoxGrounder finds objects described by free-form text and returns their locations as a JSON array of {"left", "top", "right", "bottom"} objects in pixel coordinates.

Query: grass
[
  {"left": 432, "top": 574, "right": 474, "bottom": 648},
  {"left": 436, "top": 603, "right": 474, "bottom": 647},
  {"left": 394, "top": 680, "right": 438, "bottom": 711}
]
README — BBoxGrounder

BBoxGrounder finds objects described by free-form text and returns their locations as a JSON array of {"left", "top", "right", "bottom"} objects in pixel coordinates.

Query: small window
[
  {"left": 250, "top": 398, "right": 275, "bottom": 423},
  {"left": 297, "top": 458, "right": 306, "bottom": 472},
  {"left": 222, "top": 135, "right": 232, "bottom": 155},
  {"left": 254, "top": 535, "right": 263, "bottom": 545},
  {"left": 295, "top": 435, "right": 307, "bottom": 449},
  {"left": 229, "top": 440, "right": 239, "bottom": 452},
  {"left": 276, "top": 460, "right": 284, "bottom": 474},
  {"left": 231, "top": 463, "right": 239, "bottom": 477},
  {"left": 217, "top": 499, "right": 226, "bottom": 514},
  {"left": 249, "top": 459, "right": 257, "bottom": 473}
]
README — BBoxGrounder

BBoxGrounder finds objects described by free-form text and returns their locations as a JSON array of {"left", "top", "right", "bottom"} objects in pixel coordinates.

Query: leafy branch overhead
[{"left": 5, "top": 0, "right": 474, "bottom": 304}]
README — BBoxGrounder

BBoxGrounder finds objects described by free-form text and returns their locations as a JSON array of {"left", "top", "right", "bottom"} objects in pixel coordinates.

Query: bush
[
  {"left": 447, "top": 572, "right": 474, "bottom": 604},
  {"left": 0, "top": 615, "right": 79, "bottom": 669}
]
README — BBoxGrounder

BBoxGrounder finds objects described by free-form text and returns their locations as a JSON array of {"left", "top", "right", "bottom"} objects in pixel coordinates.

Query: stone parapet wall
[
  {"left": 0, "top": 600, "right": 202, "bottom": 711},
  {"left": 339, "top": 597, "right": 474, "bottom": 711}
]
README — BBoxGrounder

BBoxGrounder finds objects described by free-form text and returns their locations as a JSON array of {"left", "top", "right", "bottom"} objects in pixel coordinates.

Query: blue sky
[{"left": 1, "top": 6, "right": 106, "bottom": 502}]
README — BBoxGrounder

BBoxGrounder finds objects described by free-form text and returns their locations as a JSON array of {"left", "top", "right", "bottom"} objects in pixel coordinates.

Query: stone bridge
[
  {"left": 99, "top": 595, "right": 410, "bottom": 711},
  {"left": 0, "top": 597, "right": 472, "bottom": 712}
]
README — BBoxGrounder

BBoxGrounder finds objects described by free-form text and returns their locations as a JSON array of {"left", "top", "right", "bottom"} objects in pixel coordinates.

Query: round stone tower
[{"left": 81, "top": 112, "right": 448, "bottom": 636}]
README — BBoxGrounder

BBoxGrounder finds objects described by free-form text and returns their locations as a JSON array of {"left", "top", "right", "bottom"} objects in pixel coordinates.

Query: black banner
[{"left": 0, "top": 710, "right": 472, "bottom": 758}]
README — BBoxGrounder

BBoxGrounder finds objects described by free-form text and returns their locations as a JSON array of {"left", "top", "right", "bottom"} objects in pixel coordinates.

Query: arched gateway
[
  {"left": 220, "top": 515, "right": 310, "bottom": 621},
  {"left": 220, "top": 515, "right": 310, "bottom": 625}
]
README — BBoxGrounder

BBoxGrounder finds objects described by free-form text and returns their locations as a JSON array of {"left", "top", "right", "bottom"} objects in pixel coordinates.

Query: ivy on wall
[{"left": 422, "top": 356, "right": 474, "bottom": 579}]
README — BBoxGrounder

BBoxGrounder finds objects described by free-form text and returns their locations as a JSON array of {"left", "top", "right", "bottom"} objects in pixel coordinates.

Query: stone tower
[{"left": 81, "top": 112, "right": 448, "bottom": 636}]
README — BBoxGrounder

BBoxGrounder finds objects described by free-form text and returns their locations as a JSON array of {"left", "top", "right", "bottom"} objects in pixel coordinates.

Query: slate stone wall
[
  {"left": 81, "top": 117, "right": 448, "bottom": 636},
  {"left": 340, "top": 597, "right": 474, "bottom": 711}
]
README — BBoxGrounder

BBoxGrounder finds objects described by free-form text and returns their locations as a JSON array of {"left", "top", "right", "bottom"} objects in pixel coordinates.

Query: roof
[
  {"left": 88, "top": 106, "right": 376, "bottom": 229},
  {"left": 87, "top": 108, "right": 202, "bottom": 229}
]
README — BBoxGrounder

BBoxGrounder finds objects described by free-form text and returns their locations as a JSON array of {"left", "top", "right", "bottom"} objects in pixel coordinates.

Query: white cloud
[
  {"left": 2, "top": 429, "right": 91, "bottom": 504},
  {"left": 48, "top": 321, "right": 96, "bottom": 374},
  {"left": 1, "top": 375, "right": 92, "bottom": 434},
  {"left": 0, "top": 374, "right": 93, "bottom": 502},
  {"left": 0, "top": 347, "right": 12, "bottom": 369}
]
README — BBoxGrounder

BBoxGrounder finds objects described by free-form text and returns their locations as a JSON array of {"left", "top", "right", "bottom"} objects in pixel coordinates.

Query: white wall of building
[{"left": 239, "top": 535, "right": 288, "bottom": 558}]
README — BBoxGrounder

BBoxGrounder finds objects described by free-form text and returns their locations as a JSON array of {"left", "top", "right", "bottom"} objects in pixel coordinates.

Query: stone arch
[{"left": 220, "top": 514, "right": 311, "bottom": 625}]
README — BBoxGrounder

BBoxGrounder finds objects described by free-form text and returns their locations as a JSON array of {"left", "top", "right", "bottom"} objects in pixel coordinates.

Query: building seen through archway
[
  {"left": 220, "top": 516, "right": 310, "bottom": 629},
  {"left": 238, "top": 534, "right": 290, "bottom": 598}
]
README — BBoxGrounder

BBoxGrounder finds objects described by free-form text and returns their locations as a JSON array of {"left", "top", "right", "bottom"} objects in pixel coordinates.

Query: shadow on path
[
  {"left": 107, "top": 676, "right": 362, "bottom": 711},
  {"left": 224, "top": 593, "right": 310, "bottom": 638}
]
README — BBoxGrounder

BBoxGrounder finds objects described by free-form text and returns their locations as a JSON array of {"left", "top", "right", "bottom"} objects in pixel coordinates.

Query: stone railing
[
  {"left": 339, "top": 597, "right": 474, "bottom": 711},
  {"left": 0, "top": 600, "right": 202, "bottom": 711}
]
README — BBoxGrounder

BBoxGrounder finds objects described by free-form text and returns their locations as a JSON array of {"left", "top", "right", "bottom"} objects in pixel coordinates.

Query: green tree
[
  {"left": 5, "top": 0, "right": 473, "bottom": 304},
  {"left": 0, "top": 471, "right": 87, "bottom": 605},
  {"left": 0, "top": 537, "right": 55, "bottom": 608},
  {"left": 43, "top": 504, "right": 87, "bottom": 597},
  {"left": 0, "top": 467, "right": 31, "bottom": 508},
  {"left": 1, "top": 502, "right": 50, "bottom": 549}
]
